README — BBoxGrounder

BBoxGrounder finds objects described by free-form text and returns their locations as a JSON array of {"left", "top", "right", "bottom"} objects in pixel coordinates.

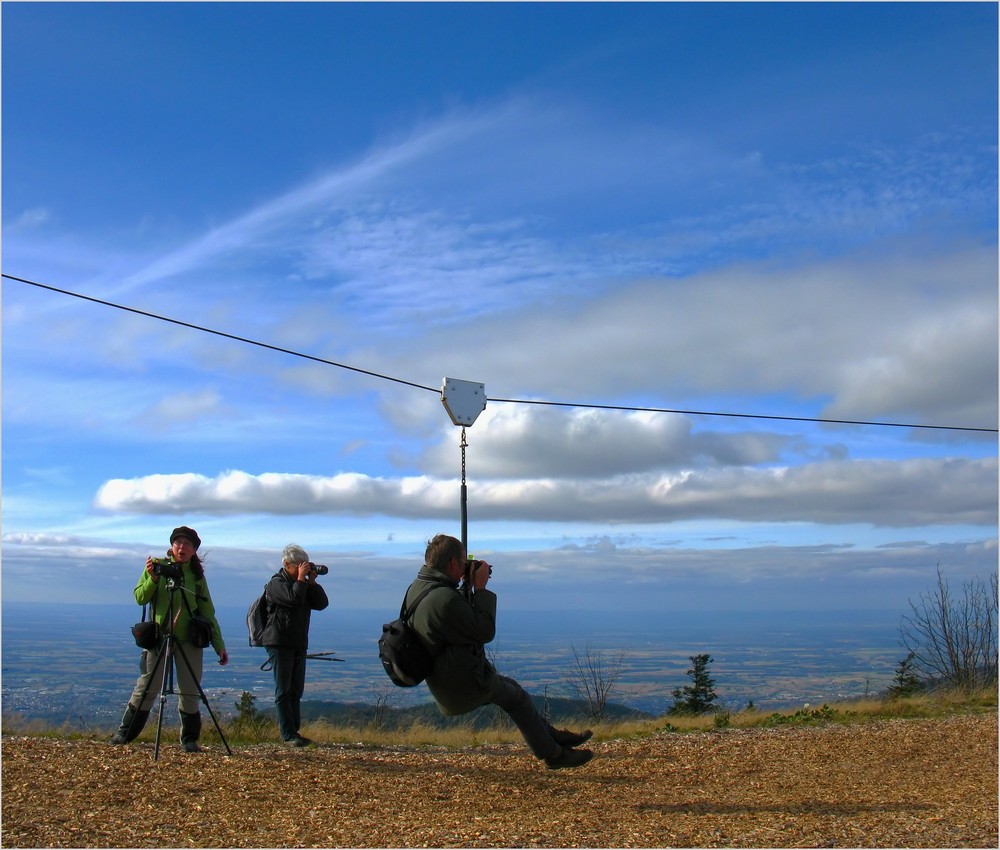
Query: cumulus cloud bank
[{"left": 94, "top": 455, "right": 997, "bottom": 527}]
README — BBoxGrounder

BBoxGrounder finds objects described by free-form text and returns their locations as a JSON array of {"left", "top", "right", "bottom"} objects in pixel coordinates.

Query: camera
[
  {"left": 307, "top": 562, "right": 329, "bottom": 576},
  {"left": 467, "top": 557, "right": 492, "bottom": 577},
  {"left": 151, "top": 557, "right": 183, "bottom": 581}
]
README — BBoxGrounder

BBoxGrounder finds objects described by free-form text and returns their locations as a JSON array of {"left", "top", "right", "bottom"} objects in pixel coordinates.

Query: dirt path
[{"left": 3, "top": 713, "right": 996, "bottom": 848}]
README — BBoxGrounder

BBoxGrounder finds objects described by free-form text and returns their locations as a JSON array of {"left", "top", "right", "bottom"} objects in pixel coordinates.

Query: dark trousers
[
  {"left": 266, "top": 646, "right": 306, "bottom": 741},
  {"left": 487, "top": 675, "right": 561, "bottom": 760}
]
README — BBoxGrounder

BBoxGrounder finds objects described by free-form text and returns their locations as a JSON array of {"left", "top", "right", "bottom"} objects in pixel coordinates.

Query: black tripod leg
[
  {"left": 122, "top": 642, "right": 167, "bottom": 745},
  {"left": 153, "top": 637, "right": 177, "bottom": 761},
  {"left": 172, "top": 640, "right": 233, "bottom": 755}
]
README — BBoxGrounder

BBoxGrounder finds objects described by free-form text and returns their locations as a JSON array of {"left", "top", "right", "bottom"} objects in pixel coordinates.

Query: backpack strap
[{"left": 401, "top": 581, "right": 446, "bottom": 623}]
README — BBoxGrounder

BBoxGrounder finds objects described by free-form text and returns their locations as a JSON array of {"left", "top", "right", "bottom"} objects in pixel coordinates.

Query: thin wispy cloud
[{"left": 120, "top": 107, "right": 506, "bottom": 290}]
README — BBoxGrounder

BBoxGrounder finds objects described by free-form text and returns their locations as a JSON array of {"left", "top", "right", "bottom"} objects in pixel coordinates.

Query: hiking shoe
[
  {"left": 552, "top": 728, "right": 593, "bottom": 748},
  {"left": 284, "top": 736, "right": 310, "bottom": 747},
  {"left": 545, "top": 747, "right": 594, "bottom": 770},
  {"left": 181, "top": 740, "right": 201, "bottom": 753}
]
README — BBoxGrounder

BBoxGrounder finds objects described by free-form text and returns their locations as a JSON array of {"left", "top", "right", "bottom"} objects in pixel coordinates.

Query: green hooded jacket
[
  {"left": 405, "top": 564, "right": 499, "bottom": 716},
  {"left": 134, "top": 561, "right": 227, "bottom": 656}
]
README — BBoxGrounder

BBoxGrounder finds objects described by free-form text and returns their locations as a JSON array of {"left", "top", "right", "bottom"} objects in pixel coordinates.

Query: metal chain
[{"left": 461, "top": 427, "right": 468, "bottom": 486}]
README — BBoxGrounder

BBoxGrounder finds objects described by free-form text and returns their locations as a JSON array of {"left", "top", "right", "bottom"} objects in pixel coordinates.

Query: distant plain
[{"left": 2, "top": 601, "right": 904, "bottom": 726}]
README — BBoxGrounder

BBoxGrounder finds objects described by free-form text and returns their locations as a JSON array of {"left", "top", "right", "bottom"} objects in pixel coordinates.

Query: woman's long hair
[{"left": 188, "top": 552, "right": 205, "bottom": 580}]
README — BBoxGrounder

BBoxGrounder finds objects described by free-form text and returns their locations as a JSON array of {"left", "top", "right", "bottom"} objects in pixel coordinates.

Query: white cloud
[
  {"left": 350, "top": 243, "right": 997, "bottom": 431},
  {"left": 417, "top": 406, "right": 789, "bottom": 478},
  {"left": 136, "top": 389, "right": 232, "bottom": 431},
  {"left": 2, "top": 528, "right": 995, "bottom": 611},
  {"left": 14, "top": 207, "right": 50, "bottom": 228},
  {"left": 92, "top": 455, "right": 997, "bottom": 528}
]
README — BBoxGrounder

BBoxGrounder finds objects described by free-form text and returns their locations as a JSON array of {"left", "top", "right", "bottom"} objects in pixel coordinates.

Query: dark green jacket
[{"left": 405, "top": 564, "right": 499, "bottom": 716}]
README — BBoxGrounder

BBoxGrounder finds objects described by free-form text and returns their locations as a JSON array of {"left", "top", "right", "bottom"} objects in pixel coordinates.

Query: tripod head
[
  {"left": 155, "top": 576, "right": 208, "bottom": 644},
  {"left": 163, "top": 576, "right": 207, "bottom": 603}
]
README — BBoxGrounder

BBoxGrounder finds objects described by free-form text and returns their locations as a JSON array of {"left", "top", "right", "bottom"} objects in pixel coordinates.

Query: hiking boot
[
  {"left": 109, "top": 704, "right": 150, "bottom": 745},
  {"left": 545, "top": 747, "right": 594, "bottom": 770},
  {"left": 179, "top": 711, "right": 202, "bottom": 753},
  {"left": 284, "top": 735, "right": 310, "bottom": 747},
  {"left": 552, "top": 728, "right": 593, "bottom": 748}
]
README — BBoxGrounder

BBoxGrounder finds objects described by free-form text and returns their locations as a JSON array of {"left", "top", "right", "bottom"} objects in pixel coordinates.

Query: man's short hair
[
  {"left": 282, "top": 544, "right": 309, "bottom": 565},
  {"left": 425, "top": 534, "right": 464, "bottom": 572}
]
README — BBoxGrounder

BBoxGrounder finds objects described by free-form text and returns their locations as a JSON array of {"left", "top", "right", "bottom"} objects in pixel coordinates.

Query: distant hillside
[{"left": 299, "top": 694, "right": 654, "bottom": 729}]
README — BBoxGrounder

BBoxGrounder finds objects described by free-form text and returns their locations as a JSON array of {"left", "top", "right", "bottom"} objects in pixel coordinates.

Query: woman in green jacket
[
  {"left": 109, "top": 526, "right": 228, "bottom": 752},
  {"left": 406, "top": 533, "right": 593, "bottom": 770}
]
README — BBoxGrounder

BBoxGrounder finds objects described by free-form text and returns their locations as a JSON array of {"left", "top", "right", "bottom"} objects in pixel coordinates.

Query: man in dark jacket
[
  {"left": 406, "top": 533, "right": 593, "bottom": 770},
  {"left": 263, "top": 544, "right": 329, "bottom": 746}
]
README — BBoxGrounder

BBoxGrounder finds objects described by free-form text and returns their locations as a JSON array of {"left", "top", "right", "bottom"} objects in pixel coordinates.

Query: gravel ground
[{"left": 2, "top": 713, "right": 996, "bottom": 848}]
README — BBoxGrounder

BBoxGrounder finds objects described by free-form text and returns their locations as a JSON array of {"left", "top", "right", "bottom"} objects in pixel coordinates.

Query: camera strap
[
  {"left": 179, "top": 578, "right": 202, "bottom": 619},
  {"left": 140, "top": 581, "right": 160, "bottom": 624}
]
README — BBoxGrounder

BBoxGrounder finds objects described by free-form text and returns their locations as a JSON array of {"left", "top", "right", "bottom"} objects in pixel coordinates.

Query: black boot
[
  {"left": 552, "top": 728, "right": 593, "bottom": 748},
  {"left": 180, "top": 711, "right": 202, "bottom": 753},
  {"left": 109, "top": 703, "right": 150, "bottom": 745}
]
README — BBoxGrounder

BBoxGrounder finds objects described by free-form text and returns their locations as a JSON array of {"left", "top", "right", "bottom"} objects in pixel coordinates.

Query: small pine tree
[
  {"left": 886, "top": 652, "right": 925, "bottom": 699},
  {"left": 235, "top": 690, "right": 260, "bottom": 720},
  {"left": 231, "top": 690, "right": 271, "bottom": 740},
  {"left": 668, "top": 653, "right": 719, "bottom": 715}
]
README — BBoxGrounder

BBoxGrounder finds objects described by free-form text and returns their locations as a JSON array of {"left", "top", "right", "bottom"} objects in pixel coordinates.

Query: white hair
[{"left": 282, "top": 544, "right": 309, "bottom": 565}]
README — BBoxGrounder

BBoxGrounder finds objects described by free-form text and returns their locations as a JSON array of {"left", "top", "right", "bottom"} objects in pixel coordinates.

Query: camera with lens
[
  {"left": 307, "top": 562, "right": 329, "bottom": 576},
  {"left": 151, "top": 557, "right": 183, "bottom": 581}
]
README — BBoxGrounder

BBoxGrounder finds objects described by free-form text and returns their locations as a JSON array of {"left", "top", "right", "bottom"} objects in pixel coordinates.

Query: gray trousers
[
  {"left": 486, "top": 675, "right": 561, "bottom": 760},
  {"left": 129, "top": 640, "right": 204, "bottom": 715}
]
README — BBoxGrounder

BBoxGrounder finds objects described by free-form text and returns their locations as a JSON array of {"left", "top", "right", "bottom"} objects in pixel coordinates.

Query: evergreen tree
[
  {"left": 668, "top": 653, "right": 719, "bottom": 714},
  {"left": 886, "top": 652, "right": 925, "bottom": 699},
  {"left": 232, "top": 690, "right": 271, "bottom": 740}
]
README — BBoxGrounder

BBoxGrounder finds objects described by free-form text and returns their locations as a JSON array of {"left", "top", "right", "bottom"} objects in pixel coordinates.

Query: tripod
[{"left": 133, "top": 578, "right": 232, "bottom": 760}]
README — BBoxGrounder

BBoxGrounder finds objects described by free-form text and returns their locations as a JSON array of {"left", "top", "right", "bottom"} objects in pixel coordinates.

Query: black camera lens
[{"left": 309, "top": 563, "right": 329, "bottom": 575}]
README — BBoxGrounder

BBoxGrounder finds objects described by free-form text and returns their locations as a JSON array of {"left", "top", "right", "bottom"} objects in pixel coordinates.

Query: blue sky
[{"left": 3, "top": 2, "right": 997, "bottom": 619}]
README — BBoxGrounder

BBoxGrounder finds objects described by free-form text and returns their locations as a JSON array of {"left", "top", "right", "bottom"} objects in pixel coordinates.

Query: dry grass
[
  {"left": 5, "top": 687, "right": 993, "bottom": 748},
  {"left": 283, "top": 686, "right": 999, "bottom": 745}
]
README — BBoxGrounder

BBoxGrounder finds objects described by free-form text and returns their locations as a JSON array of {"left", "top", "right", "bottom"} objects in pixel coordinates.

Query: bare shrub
[
  {"left": 900, "top": 566, "right": 998, "bottom": 692},
  {"left": 563, "top": 644, "right": 629, "bottom": 722}
]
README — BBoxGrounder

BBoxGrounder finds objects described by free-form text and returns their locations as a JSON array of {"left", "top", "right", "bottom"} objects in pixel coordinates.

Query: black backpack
[
  {"left": 246, "top": 587, "right": 270, "bottom": 647},
  {"left": 378, "top": 584, "right": 440, "bottom": 687}
]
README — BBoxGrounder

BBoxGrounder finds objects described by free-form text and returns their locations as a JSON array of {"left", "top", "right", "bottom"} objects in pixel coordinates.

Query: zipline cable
[
  {"left": 5, "top": 273, "right": 997, "bottom": 434},
  {"left": 3, "top": 274, "right": 437, "bottom": 394},
  {"left": 487, "top": 396, "right": 998, "bottom": 433}
]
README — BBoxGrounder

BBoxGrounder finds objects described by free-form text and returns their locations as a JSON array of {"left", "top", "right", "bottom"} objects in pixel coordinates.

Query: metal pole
[{"left": 460, "top": 427, "right": 469, "bottom": 554}]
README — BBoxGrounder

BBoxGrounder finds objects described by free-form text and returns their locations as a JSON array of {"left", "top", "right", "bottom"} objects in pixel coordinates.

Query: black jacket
[{"left": 262, "top": 570, "right": 329, "bottom": 651}]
